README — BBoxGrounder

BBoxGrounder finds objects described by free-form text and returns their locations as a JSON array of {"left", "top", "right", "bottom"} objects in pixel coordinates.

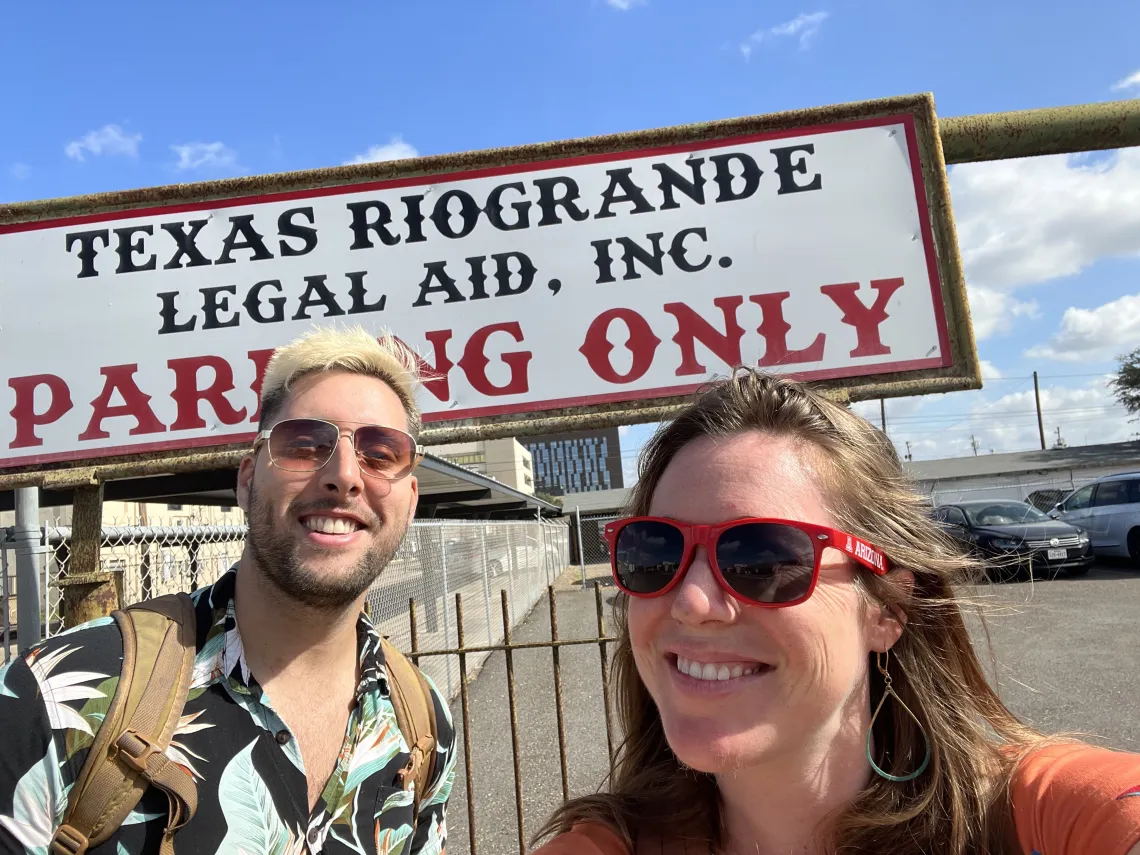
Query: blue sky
[{"left": 3, "top": 0, "right": 1140, "bottom": 485}]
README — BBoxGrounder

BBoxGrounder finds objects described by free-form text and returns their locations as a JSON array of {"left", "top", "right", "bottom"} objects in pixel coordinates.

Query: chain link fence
[
  {"left": 576, "top": 513, "right": 619, "bottom": 572},
  {"left": 923, "top": 475, "right": 1090, "bottom": 511},
  {"left": 3, "top": 514, "right": 569, "bottom": 695}
]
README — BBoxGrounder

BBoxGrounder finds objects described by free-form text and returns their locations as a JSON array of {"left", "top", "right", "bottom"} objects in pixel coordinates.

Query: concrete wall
[{"left": 483, "top": 439, "right": 535, "bottom": 495}]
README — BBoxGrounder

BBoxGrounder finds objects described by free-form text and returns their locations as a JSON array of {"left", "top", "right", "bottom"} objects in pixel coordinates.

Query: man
[{"left": 0, "top": 326, "right": 458, "bottom": 854}]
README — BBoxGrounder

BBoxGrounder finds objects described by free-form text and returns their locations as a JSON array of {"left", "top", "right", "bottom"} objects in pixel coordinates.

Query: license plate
[{"left": 1047, "top": 548, "right": 1068, "bottom": 560}]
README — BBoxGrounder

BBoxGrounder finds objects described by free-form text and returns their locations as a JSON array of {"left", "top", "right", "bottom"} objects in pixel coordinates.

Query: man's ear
[
  {"left": 236, "top": 453, "right": 256, "bottom": 513},
  {"left": 407, "top": 475, "right": 419, "bottom": 526},
  {"left": 868, "top": 568, "right": 913, "bottom": 654}
]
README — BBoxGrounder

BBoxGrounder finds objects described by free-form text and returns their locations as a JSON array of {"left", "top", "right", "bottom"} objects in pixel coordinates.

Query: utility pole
[
  {"left": 1054, "top": 426, "right": 1067, "bottom": 449},
  {"left": 904, "top": 441, "right": 913, "bottom": 461},
  {"left": 880, "top": 399, "right": 886, "bottom": 434},
  {"left": 1033, "top": 371, "right": 1046, "bottom": 451},
  {"left": 970, "top": 435, "right": 980, "bottom": 456}
]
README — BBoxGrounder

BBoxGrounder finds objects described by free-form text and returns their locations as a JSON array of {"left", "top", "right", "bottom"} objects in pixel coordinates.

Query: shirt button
[
  {"left": 275, "top": 729, "right": 291, "bottom": 745},
  {"left": 307, "top": 828, "right": 320, "bottom": 845}
]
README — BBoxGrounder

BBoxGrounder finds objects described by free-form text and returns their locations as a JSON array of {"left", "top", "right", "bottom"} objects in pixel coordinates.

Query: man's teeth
[
  {"left": 303, "top": 516, "right": 361, "bottom": 535},
  {"left": 675, "top": 655, "right": 763, "bottom": 681}
]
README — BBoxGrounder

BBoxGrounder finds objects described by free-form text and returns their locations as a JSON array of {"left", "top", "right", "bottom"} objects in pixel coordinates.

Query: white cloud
[
  {"left": 1025, "top": 293, "right": 1140, "bottom": 363},
  {"left": 64, "top": 124, "right": 142, "bottom": 161},
  {"left": 1111, "top": 69, "right": 1140, "bottom": 91},
  {"left": 605, "top": 0, "right": 645, "bottom": 8},
  {"left": 960, "top": 379, "right": 1129, "bottom": 453},
  {"left": 858, "top": 376, "right": 1131, "bottom": 461},
  {"left": 8, "top": 162, "right": 31, "bottom": 180},
  {"left": 950, "top": 149, "right": 1140, "bottom": 291},
  {"left": 979, "top": 360, "right": 1002, "bottom": 380},
  {"left": 345, "top": 136, "right": 419, "bottom": 165},
  {"left": 170, "top": 142, "right": 240, "bottom": 172},
  {"left": 966, "top": 285, "right": 1039, "bottom": 340},
  {"left": 742, "top": 11, "right": 829, "bottom": 55}
]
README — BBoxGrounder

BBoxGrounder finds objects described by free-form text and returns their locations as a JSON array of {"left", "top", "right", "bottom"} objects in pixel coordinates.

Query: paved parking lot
[{"left": 444, "top": 562, "right": 1140, "bottom": 855}]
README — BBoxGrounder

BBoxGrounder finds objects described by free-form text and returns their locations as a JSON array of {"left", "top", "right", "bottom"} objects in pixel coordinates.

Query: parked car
[
  {"left": 932, "top": 500, "right": 1093, "bottom": 580},
  {"left": 483, "top": 534, "right": 563, "bottom": 578},
  {"left": 1048, "top": 472, "right": 1140, "bottom": 563}
]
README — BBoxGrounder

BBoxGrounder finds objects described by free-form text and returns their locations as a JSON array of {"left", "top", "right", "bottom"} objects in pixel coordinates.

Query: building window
[
  {"left": 443, "top": 452, "right": 486, "bottom": 467},
  {"left": 167, "top": 504, "right": 183, "bottom": 511}
]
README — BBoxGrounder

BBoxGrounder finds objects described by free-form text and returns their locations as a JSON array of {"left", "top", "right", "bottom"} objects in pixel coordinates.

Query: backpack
[{"left": 49, "top": 593, "right": 438, "bottom": 855}]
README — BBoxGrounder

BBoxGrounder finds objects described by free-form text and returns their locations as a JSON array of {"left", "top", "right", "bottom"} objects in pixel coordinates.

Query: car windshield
[{"left": 962, "top": 502, "right": 1049, "bottom": 526}]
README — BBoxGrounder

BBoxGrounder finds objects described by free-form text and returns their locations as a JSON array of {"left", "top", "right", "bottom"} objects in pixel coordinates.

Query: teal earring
[{"left": 865, "top": 650, "right": 931, "bottom": 783}]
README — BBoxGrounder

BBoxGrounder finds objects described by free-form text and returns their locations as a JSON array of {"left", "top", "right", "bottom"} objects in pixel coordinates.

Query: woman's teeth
[
  {"left": 303, "top": 516, "right": 360, "bottom": 534},
  {"left": 675, "top": 655, "right": 763, "bottom": 682}
]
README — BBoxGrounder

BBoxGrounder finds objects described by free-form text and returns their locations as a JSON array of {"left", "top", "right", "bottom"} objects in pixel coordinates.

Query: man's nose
[{"left": 320, "top": 434, "right": 364, "bottom": 496}]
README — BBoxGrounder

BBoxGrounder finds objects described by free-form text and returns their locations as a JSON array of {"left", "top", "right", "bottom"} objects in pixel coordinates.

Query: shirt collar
[{"left": 199, "top": 567, "right": 390, "bottom": 701}]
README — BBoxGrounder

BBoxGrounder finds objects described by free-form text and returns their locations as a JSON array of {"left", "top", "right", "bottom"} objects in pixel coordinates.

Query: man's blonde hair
[{"left": 258, "top": 326, "right": 423, "bottom": 436}]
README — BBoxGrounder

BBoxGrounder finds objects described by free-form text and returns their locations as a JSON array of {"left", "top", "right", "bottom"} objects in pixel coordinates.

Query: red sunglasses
[{"left": 604, "top": 516, "right": 889, "bottom": 608}]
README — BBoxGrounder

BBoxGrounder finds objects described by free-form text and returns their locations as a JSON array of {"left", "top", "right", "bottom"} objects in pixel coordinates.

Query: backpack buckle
[
  {"left": 50, "top": 824, "right": 90, "bottom": 855},
  {"left": 111, "top": 730, "right": 164, "bottom": 776}
]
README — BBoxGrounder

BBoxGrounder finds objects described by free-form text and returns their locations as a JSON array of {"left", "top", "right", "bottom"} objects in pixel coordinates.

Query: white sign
[{"left": 0, "top": 113, "right": 953, "bottom": 469}]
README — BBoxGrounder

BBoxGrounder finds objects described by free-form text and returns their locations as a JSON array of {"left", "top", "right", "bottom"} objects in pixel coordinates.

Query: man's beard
[{"left": 245, "top": 476, "right": 407, "bottom": 610}]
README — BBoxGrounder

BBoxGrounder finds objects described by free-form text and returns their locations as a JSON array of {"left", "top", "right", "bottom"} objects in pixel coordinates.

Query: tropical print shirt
[{"left": 0, "top": 569, "right": 457, "bottom": 855}]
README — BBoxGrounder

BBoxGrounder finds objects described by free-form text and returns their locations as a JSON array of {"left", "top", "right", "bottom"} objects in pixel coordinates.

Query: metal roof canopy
[
  {"left": 903, "top": 440, "right": 1140, "bottom": 483},
  {"left": 0, "top": 452, "right": 560, "bottom": 520}
]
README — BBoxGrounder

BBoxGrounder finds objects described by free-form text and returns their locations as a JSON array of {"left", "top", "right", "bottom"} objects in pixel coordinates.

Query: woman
[{"left": 533, "top": 369, "right": 1140, "bottom": 855}]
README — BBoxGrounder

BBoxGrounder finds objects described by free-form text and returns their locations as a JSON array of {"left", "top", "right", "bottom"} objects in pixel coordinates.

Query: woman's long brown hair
[{"left": 534, "top": 369, "right": 1050, "bottom": 854}]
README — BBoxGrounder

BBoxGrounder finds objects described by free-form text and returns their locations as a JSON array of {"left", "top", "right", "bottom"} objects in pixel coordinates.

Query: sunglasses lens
[
  {"left": 715, "top": 523, "right": 817, "bottom": 604},
  {"left": 355, "top": 425, "right": 417, "bottom": 478},
  {"left": 613, "top": 520, "right": 686, "bottom": 594},
  {"left": 268, "top": 418, "right": 338, "bottom": 471}
]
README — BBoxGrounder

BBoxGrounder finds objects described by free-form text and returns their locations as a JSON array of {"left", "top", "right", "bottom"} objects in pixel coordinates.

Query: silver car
[{"left": 1049, "top": 472, "right": 1140, "bottom": 562}]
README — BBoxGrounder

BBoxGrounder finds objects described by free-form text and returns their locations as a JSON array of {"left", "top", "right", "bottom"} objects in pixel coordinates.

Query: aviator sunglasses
[
  {"left": 254, "top": 417, "right": 424, "bottom": 481},
  {"left": 605, "top": 517, "right": 890, "bottom": 607}
]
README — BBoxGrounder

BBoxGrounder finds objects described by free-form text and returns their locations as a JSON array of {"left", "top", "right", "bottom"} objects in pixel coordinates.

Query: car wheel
[
  {"left": 488, "top": 559, "right": 503, "bottom": 577},
  {"left": 1128, "top": 529, "right": 1140, "bottom": 567}
]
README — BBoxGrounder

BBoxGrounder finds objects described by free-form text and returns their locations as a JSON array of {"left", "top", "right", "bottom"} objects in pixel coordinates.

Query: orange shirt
[
  {"left": 1013, "top": 743, "right": 1140, "bottom": 855},
  {"left": 531, "top": 744, "right": 1140, "bottom": 855}
]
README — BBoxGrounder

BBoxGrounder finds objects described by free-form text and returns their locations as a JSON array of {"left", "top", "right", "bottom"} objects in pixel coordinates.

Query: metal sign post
[{"left": 13, "top": 487, "right": 42, "bottom": 647}]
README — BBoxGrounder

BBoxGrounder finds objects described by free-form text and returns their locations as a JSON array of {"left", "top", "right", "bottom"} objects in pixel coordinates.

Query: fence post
[
  {"left": 479, "top": 525, "right": 494, "bottom": 646},
  {"left": 13, "top": 487, "right": 43, "bottom": 647},
  {"left": 57, "top": 483, "right": 120, "bottom": 630},
  {"left": 574, "top": 506, "right": 585, "bottom": 587},
  {"left": 439, "top": 527, "right": 454, "bottom": 697},
  {"left": 2, "top": 547, "right": 11, "bottom": 663}
]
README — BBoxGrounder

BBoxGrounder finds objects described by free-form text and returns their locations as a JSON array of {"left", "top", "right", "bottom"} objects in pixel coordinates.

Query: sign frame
[{"left": 0, "top": 92, "right": 977, "bottom": 488}]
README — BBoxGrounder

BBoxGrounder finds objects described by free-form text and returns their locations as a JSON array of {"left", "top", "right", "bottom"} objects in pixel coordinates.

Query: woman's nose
[{"left": 670, "top": 546, "right": 737, "bottom": 624}]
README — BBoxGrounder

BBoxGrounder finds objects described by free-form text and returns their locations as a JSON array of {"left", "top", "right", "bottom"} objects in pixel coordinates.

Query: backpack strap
[
  {"left": 52, "top": 593, "right": 198, "bottom": 855},
  {"left": 380, "top": 638, "right": 439, "bottom": 830}
]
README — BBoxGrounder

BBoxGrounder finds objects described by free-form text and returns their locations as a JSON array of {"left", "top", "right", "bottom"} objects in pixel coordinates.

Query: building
[
  {"left": 905, "top": 440, "right": 1140, "bottom": 508},
  {"left": 522, "top": 427, "right": 623, "bottom": 496},
  {"left": 558, "top": 441, "right": 1140, "bottom": 512},
  {"left": 428, "top": 437, "right": 535, "bottom": 495}
]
